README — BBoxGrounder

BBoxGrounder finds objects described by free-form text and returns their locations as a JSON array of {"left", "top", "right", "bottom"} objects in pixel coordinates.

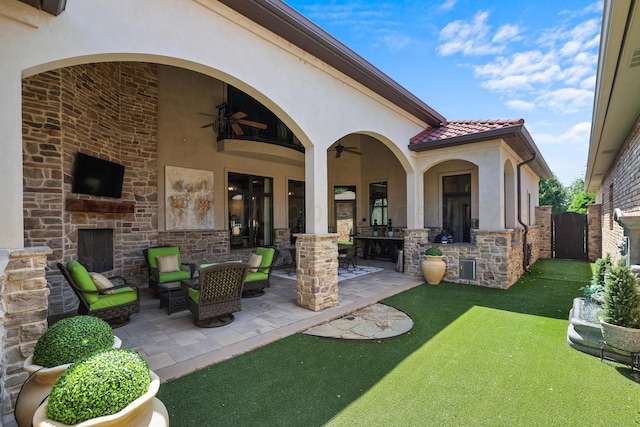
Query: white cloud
[
  {"left": 506, "top": 99, "right": 536, "bottom": 111},
  {"left": 561, "top": 121, "right": 592, "bottom": 144},
  {"left": 375, "top": 29, "right": 412, "bottom": 52},
  {"left": 438, "top": 11, "right": 508, "bottom": 56},
  {"left": 492, "top": 24, "right": 520, "bottom": 43},
  {"left": 536, "top": 88, "right": 594, "bottom": 113},
  {"left": 439, "top": 0, "right": 457, "bottom": 11}
]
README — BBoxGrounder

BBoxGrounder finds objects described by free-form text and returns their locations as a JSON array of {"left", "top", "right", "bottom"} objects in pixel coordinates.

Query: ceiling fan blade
[
  {"left": 232, "top": 122, "right": 244, "bottom": 136},
  {"left": 237, "top": 119, "right": 267, "bottom": 130},
  {"left": 335, "top": 150, "right": 341, "bottom": 158},
  {"left": 198, "top": 113, "right": 217, "bottom": 116},
  {"left": 230, "top": 111, "right": 248, "bottom": 120},
  {"left": 344, "top": 148, "right": 362, "bottom": 155},
  {"left": 201, "top": 122, "right": 216, "bottom": 128}
]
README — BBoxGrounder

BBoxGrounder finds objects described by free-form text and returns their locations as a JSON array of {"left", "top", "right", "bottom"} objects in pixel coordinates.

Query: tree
[
  {"left": 539, "top": 176, "right": 568, "bottom": 215},
  {"left": 566, "top": 178, "right": 596, "bottom": 214}
]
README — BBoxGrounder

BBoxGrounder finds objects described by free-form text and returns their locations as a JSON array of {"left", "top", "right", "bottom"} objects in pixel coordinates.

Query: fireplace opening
[{"left": 78, "top": 229, "right": 114, "bottom": 272}]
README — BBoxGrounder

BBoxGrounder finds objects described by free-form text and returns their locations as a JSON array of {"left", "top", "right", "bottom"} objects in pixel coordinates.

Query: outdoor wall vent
[
  {"left": 630, "top": 48, "right": 640, "bottom": 68},
  {"left": 459, "top": 259, "right": 476, "bottom": 280}
]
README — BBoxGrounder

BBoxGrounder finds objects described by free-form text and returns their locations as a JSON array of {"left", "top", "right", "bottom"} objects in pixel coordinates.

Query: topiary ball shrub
[
  {"left": 47, "top": 348, "right": 151, "bottom": 425},
  {"left": 424, "top": 247, "right": 443, "bottom": 256},
  {"left": 32, "top": 315, "right": 114, "bottom": 368}
]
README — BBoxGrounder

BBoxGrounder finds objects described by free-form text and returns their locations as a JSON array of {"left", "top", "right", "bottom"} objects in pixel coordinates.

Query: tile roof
[{"left": 410, "top": 119, "right": 525, "bottom": 145}]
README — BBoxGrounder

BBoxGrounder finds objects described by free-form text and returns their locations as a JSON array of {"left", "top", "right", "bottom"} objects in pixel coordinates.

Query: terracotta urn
[
  {"left": 32, "top": 371, "right": 169, "bottom": 427},
  {"left": 14, "top": 337, "right": 122, "bottom": 427},
  {"left": 421, "top": 255, "right": 446, "bottom": 285}
]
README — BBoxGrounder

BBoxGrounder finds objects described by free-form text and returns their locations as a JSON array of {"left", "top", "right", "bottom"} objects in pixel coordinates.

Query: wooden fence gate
[{"left": 552, "top": 212, "right": 587, "bottom": 260}]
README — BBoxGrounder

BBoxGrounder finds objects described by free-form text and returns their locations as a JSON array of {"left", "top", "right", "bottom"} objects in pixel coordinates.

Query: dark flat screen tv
[{"left": 72, "top": 152, "right": 125, "bottom": 198}]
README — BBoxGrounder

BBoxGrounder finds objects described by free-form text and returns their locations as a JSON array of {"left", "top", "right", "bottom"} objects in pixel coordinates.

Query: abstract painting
[{"left": 165, "top": 166, "right": 214, "bottom": 230}]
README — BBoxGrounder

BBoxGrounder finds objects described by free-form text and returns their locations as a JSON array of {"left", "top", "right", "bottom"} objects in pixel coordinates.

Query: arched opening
[{"left": 423, "top": 160, "right": 478, "bottom": 243}]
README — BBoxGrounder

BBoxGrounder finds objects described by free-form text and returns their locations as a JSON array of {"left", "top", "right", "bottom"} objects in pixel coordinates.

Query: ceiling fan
[
  {"left": 200, "top": 110, "right": 267, "bottom": 136},
  {"left": 329, "top": 141, "right": 362, "bottom": 158}
]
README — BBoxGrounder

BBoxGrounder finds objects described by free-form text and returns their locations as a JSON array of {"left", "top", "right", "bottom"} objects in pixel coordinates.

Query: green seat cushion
[
  {"left": 158, "top": 270, "right": 192, "bottom": 283},
  {"left": 188, "top": 287, "right": 200, "bottom": 303},
  {"left": 89, "top": 287, "right": 138, "bottom": 310},
  {"left": 337, "top": 240, "right": 353, "bottom": 246},
  {"left": 146, "top": 247, "right": 182, "bottom": 269},
  {"left": 254, "top": 247, "right": 275, "bottom": 273},
  {"left": 245, "top": 271, "right": 268, "bottom": 282},
  {"left": 67, "top": 260, "right": 99, "bottom": 304}
]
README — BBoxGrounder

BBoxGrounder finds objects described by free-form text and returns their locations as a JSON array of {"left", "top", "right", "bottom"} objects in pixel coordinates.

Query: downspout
[{"left": 517, "top": 152, "right": 536, "bottom": 273}]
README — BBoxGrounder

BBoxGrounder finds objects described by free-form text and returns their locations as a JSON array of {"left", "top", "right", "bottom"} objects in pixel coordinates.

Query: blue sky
[{"left": 284, "top": 0, "right": 603, "bottom": 186}]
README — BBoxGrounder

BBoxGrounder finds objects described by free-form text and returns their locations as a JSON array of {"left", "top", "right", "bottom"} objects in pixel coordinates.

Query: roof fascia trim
[{"left": 216, "top": 0, "right": 446, "bottom": 127}]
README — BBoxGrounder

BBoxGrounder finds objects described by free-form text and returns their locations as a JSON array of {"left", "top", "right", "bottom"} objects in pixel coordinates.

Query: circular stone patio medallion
[{"left": 303, "top": 303, "right": 413, "bottom": 340}]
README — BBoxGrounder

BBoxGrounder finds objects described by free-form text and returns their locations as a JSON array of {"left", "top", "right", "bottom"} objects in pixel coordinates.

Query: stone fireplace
[{"left": 77, "top": 229, "right": 114, "bottom": 272}]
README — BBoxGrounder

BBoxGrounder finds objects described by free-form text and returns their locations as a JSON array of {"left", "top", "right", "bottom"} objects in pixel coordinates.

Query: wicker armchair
[
  {"left": 242, "top": 247, "right": 280, "bottom": 298},
  {"left": 57, "top": 261, "right": 140, "bottom": 327},
  {"left": 143, "top": 246, "right": 196, "bottom": 292},
  {"left": 183, "top": 262, "right": 249, "bottom": 328}
]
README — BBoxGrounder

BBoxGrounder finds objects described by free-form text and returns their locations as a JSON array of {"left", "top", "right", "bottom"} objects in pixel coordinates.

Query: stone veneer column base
[
  {"left": 295, "top": 234, "right": 339, "bottom": 311},
  {"left": 2, "top": 246, "right": 52, "bottom": 415},
  {"left": 403, "top": 229, "right": 430, "bottom": 277}
]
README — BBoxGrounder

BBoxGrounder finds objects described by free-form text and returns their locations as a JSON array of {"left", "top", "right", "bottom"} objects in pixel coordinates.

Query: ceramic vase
[
  {"left": 421, "top": 256, "right": 446, "bottom": 285},
  {"left": 32, "top": 371, "right": 169, "bottom": 427},
  {"left": 14, "top": 337, "right": 122, "bottom": 427}
]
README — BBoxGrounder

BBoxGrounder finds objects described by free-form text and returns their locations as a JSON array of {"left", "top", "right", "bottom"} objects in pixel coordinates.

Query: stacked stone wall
[
  {"left": 22, "top": 63, "right": 160, "bottom": 316},
  {"left": 535, "top": 206, "right": 552, "bottom": 259},
  {"left": 598, "top": 115, "right": 640, "bottom": 261},
  {"left": 296, "top": 234, "right": 339, "bottom": 311},
  {"left": 2, "top": 247, "right": 52, "bottom": 414}
]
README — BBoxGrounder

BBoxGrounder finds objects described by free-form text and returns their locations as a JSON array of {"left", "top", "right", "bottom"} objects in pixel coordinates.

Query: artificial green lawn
[{"left": 157, "top": 259, "right": 640, "bottom": 426}]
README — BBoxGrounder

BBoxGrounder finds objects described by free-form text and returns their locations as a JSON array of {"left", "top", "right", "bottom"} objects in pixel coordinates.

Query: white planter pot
[
  {"left": 32, "top": 371, "right": 169, "bottom": 427},
  {"left": 15, "top": 336, "right": 122, "bottom": 427}
]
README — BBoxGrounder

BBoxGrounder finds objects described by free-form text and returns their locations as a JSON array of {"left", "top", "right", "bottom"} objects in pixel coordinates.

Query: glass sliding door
[
  {"left": 228, "top": 172, "right": 273, "bottom": 249},
  {"left": 442, "top": 174, "right": 471, "bottom": 243}
]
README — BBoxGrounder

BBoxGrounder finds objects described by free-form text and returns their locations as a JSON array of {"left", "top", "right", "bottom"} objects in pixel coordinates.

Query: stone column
[
  {"left": 295, "top": 234, "right": 338, "bottom": 311},
  {"left": 535, "top": 206, "right": 552, "bottom": 259},
  {"left": 403, "top": 229, "right": 430, "bottom": 277},
  {"left": 587, "top": 204, "right": 602, "bottom": 262},
  {"left": 2, "top": 246, "right": 52, "bottom": 414}
]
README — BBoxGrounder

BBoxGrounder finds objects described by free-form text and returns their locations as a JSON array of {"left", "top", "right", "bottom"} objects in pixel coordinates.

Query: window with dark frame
[{"left": 369, "top": 182, "right": 388, "bottom": 228}]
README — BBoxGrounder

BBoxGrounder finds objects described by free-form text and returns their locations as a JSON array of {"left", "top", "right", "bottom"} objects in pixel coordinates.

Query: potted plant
[
  {"left": 15, "top": 316, "right": 121, "bottom": 427},
  {"left": 372, "top": 219, "right": 379, "bottom": 237},
  {"left": 599, "top": 258, "right": 640, "bottom": 353},
  {"left": 33, "top": 348, "right": 169, "bottom": 426},
  {"left": 387, "top": 219, "right": 393, "bottom": 237},
  {"left": 421, "top": 247, "right": 446, "bottom": 285}
]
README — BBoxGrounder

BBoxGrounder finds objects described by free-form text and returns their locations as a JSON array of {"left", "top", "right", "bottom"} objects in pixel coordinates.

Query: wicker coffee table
[{"left": 157, "top": 281, "right": 187, "bottom": 314}]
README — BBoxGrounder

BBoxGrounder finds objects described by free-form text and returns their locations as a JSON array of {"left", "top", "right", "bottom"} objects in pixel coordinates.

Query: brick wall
[
  {"left": 598, "top": 115, "right": 640, "bottom": 261},
  {"left": 587, "top": 204, "right": 602, "bottom": 262},
  {"left": 535, "top": 206, "right": 552, "bottom": 259}
]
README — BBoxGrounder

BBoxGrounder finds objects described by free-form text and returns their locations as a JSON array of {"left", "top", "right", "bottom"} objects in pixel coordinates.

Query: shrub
[
  {"left": 580, "top": 254, "right": 612, "bottom": 298},
  {"left": 47, "top": 348, "right": 151, "bottom": 424},
  {"left": 601, "top": 258, "right": 640, "bottom": 329},
  {"left": 32, "top": 315, "right": 114, "bottom": 368},
  {"left": 424, "top": 247, "right": 443, "bottom": 256}
]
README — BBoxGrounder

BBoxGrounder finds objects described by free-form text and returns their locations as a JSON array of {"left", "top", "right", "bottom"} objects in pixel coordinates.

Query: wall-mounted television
[{"left": 72, "top": 152, "right": 125, "bottom": 198}]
